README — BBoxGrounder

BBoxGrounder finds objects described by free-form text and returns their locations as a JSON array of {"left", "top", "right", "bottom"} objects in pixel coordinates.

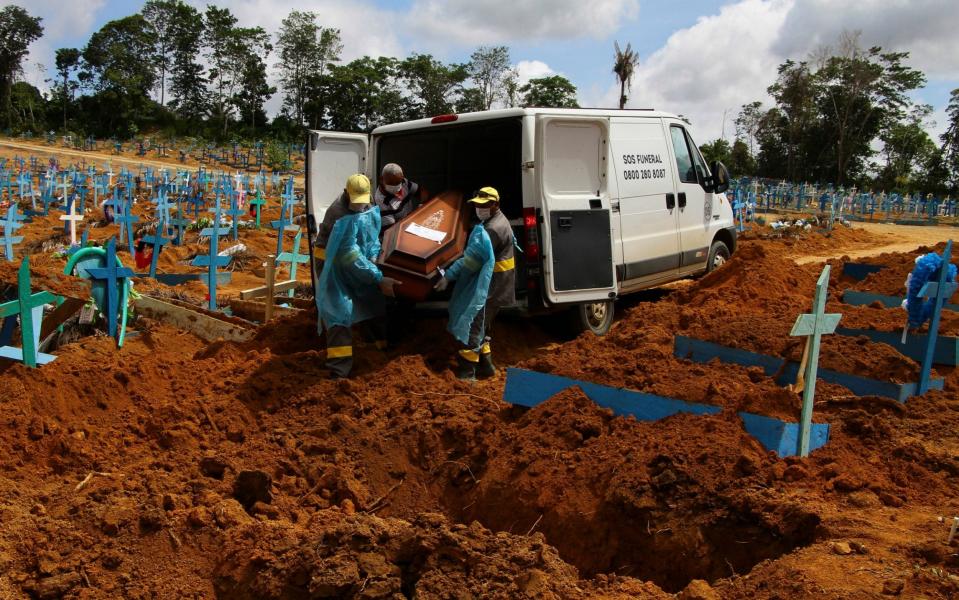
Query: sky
[{"left": 16, "top": 0, "right": 959, "bottom": 144}]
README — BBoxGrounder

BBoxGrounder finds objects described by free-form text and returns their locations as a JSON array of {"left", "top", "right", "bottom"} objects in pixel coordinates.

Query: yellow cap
[
  {"left": 468, "top": 186, "right": 500, "bottom": 205},
  {"left": 346, "top": 173, "right": 371, "bottom": 204}
]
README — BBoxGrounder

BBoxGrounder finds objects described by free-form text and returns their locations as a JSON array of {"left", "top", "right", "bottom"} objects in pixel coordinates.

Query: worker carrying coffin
[
  {"left": 316, "top": 174, "right": 400, "bottom": 378},
  {"left": 434, "top": 186, "right": 516, "bottom": 380}
]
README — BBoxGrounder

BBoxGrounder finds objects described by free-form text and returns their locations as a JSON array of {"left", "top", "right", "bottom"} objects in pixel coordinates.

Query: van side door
[
  {"left": 666, "top": 122, "right": 712, "bottom": 272},
  {"left": 536, "top": 116, "right": 617, "bottom": 305},
  {"left": 610, "top": 117, "right": 681, "bottom": 286}
]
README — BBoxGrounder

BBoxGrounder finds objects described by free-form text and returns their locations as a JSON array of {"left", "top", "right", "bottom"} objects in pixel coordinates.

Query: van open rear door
[
  {"left": 535, "top": 116, "right": 617, "bottom": 305},
  {"left": 305, "top": 130, "right": 370, "bottom": 231},
  {"left": 305, "top": 130, "right": 369, "bottom": 302}
]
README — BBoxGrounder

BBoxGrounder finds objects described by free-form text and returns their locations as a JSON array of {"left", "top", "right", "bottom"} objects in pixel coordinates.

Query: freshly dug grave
[{"left": 2, "top": 231, "right": 959, "bottom": 598}]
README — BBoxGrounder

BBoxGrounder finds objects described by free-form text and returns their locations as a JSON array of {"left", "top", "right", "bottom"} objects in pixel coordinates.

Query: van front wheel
[
  {"left": 705, "top": 240, "right": 730, "bottom": 274},
  {"left": 569, "top": 300, "right": 615, "bottom": 336}
]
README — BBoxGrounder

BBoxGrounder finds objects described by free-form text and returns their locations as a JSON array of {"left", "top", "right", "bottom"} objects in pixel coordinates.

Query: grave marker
[
  {"left": 917, "top": 240, "right": 957, "bottom": 395},
  {"left": 789, "top": 264, "right": 841, "bottom": 457},
  {"left": 84, "top": 237, "right": 134, "bottom": 343},
  {"left": 0, "top": 258, "right": 60, "bottom": 367}
]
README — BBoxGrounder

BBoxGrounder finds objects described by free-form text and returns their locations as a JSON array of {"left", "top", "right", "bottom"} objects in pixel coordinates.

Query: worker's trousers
[
  {"left": 458, "top": 304, "right": 499, "bottom": 363},
  {"left": 325, "top": 319, "right": 388, "bottom": 378}
]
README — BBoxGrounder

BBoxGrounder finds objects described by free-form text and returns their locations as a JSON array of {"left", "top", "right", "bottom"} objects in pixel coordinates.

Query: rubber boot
[
  {"left": 477, "top": 352, "right": 496, "bottom": 379},
  {"left": 455, "top": 355, "right": 477, "bottom": 380}
]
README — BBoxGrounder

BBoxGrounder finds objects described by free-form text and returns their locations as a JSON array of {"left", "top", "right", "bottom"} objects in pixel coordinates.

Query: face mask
[
  {"left": 475, "top": 207, "right": 492, "bottom": 221},
  {"left": 383, "top": 183, "right": 402, "bottom": 195}
]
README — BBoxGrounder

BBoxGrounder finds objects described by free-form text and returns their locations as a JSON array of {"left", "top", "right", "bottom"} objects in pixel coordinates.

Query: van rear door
[
  {"left": 536, "top": 116, "right": 617, "bottom": 305},
  {"left": 305, "top": 131, "right": 369, "bottom": 235}
]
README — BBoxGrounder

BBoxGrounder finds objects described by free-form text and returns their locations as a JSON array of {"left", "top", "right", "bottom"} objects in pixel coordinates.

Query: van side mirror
[{"left": 705, "top": 161, "right": 730, "bottom": 194}]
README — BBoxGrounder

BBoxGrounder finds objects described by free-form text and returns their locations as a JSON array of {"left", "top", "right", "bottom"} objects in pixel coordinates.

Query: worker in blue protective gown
[
  {"left": 316, "top": 174, "right": 400, "bottom": 378},
  {"left": 434, "top": 187, "right": 516, "bottom": 380}
]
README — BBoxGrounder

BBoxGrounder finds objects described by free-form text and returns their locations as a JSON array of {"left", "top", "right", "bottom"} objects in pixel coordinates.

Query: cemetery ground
[{"left": 1, "top": 142, "right": 959, "bottom": 598}]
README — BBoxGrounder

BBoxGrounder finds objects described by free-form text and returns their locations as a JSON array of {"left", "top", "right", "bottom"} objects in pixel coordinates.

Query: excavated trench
[
  {"left": 362, "top": 387, "right": 823, "bottom": 594},
  {"left": 428, "top": 457, "right": 819, "bottom": 593}
]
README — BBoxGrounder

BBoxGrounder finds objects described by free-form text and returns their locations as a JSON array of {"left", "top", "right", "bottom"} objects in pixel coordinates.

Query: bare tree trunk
[{"left": 619, "top": 79, "right": 626, "bottom": 109}]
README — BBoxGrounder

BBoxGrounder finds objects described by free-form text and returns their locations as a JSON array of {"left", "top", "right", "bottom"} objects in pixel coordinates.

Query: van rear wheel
[{"left": 569, "top": 300, "right": 614, "bottom": 336}]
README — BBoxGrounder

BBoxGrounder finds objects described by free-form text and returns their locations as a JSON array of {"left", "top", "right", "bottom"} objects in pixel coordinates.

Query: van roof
[{"left": 372, "top": 107, "right": 682, "bottom": 135}]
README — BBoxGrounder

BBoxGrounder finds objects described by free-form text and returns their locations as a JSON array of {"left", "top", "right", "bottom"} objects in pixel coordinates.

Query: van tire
[
  {"left": 705, "top": 240, "right": 730, "bottom": 274},
  {"left": 569, "top": 300, "right": 614, "bottom": 336}
]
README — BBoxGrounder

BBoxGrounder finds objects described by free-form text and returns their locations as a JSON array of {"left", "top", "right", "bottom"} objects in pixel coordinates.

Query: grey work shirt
[
  {"left": 483, "top": 210, "right": 516, "bottom": 308},
  {"left": 314, "top": 191, "right": 351, "bottom": 253}
]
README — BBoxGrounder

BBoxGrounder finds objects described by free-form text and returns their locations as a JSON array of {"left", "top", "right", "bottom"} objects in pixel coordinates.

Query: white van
[{"left": 305, "top": 108, "right": 735, "bottom": 335}]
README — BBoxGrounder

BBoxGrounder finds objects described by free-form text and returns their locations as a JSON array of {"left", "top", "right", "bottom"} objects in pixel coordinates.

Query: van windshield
[{"left": 375, "top": 118, "right": 524, "bottom": 219}]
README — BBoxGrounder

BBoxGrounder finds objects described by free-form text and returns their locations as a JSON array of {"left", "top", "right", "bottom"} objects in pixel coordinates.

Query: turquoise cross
[
  {"left": 84, "top": 237, "right": 134, "bottom": 340},
  {"left": 0, "top": 258, "right": 60, "bottom": 367},
  {"left": 917, "top": 240, "right": 956, "bottom": 395},
  {"left": 276, "top": 231, "right": 308, "bottom": 297},
  {"left": 789, "top": 264, "right": 841, "bottom": 457}
]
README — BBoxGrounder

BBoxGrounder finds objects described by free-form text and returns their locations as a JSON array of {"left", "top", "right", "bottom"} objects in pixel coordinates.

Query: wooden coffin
[{"left": 378, "top": 190, "right": 468, "bottom": 301}]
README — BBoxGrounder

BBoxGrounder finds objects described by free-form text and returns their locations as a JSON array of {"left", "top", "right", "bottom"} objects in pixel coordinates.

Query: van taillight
[
  {"left": 523, "top": 207, "right": 540, "bottom": 261},
  {"left": 430, "top": 114, "right": 458, "bottom": 124}
]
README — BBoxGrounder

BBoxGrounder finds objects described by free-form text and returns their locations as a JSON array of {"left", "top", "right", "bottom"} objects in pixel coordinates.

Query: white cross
[{"left": 60, "top": 200, "right": 83, "bottom": 246}]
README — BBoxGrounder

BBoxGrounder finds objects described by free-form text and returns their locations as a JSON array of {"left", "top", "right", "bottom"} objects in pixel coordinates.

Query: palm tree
[{"left": 613, "top": 41, "right": 638, "bottom": 109}]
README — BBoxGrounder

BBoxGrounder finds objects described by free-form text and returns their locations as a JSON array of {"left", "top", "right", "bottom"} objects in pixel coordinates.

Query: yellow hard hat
[
  {"left": 346, "top": 173, "right": 371, "bottom": 204},
  {"left": 468, "top": 186, "right": 500, "bottom": 205}
]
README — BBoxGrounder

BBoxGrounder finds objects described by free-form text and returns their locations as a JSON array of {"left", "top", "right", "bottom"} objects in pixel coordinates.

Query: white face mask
[
  {"left": 383, "top": 182, "right": 402, "bottom": 195},
  {"left": 475, "top": 207, "right": 492, "bottom": 221}
]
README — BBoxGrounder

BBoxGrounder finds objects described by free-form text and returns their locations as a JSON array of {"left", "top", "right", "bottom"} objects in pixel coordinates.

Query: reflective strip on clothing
[
  {"left": 314, "top": 247, "right": 326, "bottom": 260},
  {"left": 458, "top": 349, "right": 480, "bottom": 363},
  {"left": 337, "top": 248, "right": 361, "bottom": 265},
  {"left": 480, "top": 342, "right": 491, "bottom": 354},
  {"left": 327, "top": 345, "right": 353, "bottom": 358},
  {"left": 493, "top": 257, "right": 515, "bottom": 272}
]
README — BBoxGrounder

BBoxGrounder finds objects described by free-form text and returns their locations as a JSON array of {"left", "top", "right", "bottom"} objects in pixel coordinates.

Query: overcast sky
[{"left": 17, "top": 0, "right": 959, "bottom": 143}]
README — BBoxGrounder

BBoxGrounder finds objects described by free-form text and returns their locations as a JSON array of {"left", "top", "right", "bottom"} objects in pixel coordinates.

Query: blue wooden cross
[
  {"left": 142, "top": 214, "right": 171, "bottom": 278},
  {"left": 917, "top": 240, "right": 957, "bottom": 395},
  {"left": 169, "top": 200, "right": 192, "bottom": 246},
  {"left": 0, "top": 257, "right": 60, "bottom": 368},
  {"left": 84, "top": 237, "right": 134, "bottom": 342},
  {"left": 192, "top": 212, "right": 232, "bottom": 310},
  {"left": 248, "top": 189, "right": 266, "bottom": 229},
  {"left": 225, "top": 194, "right": 244, "bottom": 241},
  {"left": 276, "top": 231, "right": 308, "bottom": 297},
  {"left": 114, "top": 193, "right": 139, "bottom": 253},
  {"left": 1, "top": 204, "right": 26, "bottom": 261},
  {"left": 789, "top": 264, "right": 841, "bottom": 457}
]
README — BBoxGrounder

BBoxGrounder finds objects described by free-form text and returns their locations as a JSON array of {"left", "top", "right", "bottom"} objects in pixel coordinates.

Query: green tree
[
  {"left": 518, "top": 75, "right": 579, "bottom": 108},
  {"left": 699, "top": 138, "right": 731, "bottom": 167},
  {"left": 398, "top": 53, "right": 469, "bottom": 118},
  {"left": 317, "top": 56, "right": 411, "bottom": 132},
  {"left": 141, "top": 0, "right": 186, "bottom": 106},
  {"left": 612, "top": 41, "right": 638, "bottom": 109},
  {"left": 10, "top": 81, "right": 42, "bottom": 131},
  {"left": 54, "top": 48, "right": 81, "bottom": 131},
  {"left": 728, "top": 139, "right": 756, "bottom": 177},
  {"left": 81, "top": 15, "right": 157, "bottom": 136},
  {"left": 468, "top": 46, "right": 514, "bottom": 110},
  {"left": 766, "top": 60, "right": 816, "bottom": 181},
  {"left": 0, "top": 6, "right": 43, "bottom": 130},
  {"left": 941, "top": 88, "right": 959, "bottom": 192},
  {"left": 275, "top": 10, "right": 341, "bottom": 126},
  {"left": 235, "top": 49, "right": 275, "bottom": 133},
  {"left": 734, "top": 101, "right": 764, "bottom": 156},
  {"left": 877, "top": 104, "right": 937, "bottom": 191},
  {"left": 168, "top": 3, "right": 206, "bottom": 122},
  {"left": 815, "top": 32, "right": 925, "bottom": 184}
]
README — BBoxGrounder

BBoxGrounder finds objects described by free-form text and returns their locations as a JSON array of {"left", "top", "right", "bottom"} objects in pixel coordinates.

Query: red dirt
[{"left": 1, "top": 150, "right": 959, "bottom": 598}]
